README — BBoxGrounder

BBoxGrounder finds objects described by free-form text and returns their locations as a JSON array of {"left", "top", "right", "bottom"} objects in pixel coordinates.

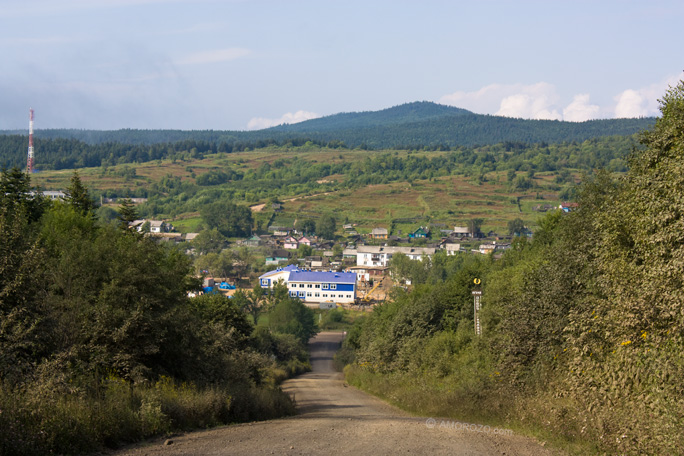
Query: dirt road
[{"left": 115, "top": 332, "right": 554, "bottom": 455}]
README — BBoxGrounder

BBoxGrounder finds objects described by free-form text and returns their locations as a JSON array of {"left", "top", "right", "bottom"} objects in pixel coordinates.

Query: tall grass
[
  {"left": 344, "top": 365, "right": 601, "bottom": 455},
  {"left": 0, "top": 375, "right": 294, "bottom": 456}
]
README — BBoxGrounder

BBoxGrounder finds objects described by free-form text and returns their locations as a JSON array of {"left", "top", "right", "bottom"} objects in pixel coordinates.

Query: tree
[
  {"left": 117, "top": 198, "right": 138, "bottom": 229},
  {"left": 316, "top": 214, "right": 337, "bottom": 239},
  {"left": 468, "top": 218, "right": 484, "bottom": 238},
  {"left": 0, "top": 205, "right": 46, "bottom": 382},
  {"left": 194, "top": 250, "right": 233, "bottom": 278},
  {"left": 65, "top": 171, "right": 97, "bottom": 215},
  {"left": 268, "top": 297, "right": 317, "bottom": 344},
  {"left": 201, "top": 200, "right": 253, "bottom": 238},
  {"left": 299, "top": 219, "right": 316, "bottom": 235},
  {"left": 0, "top": 167, "right": 47, "bottom": 223},
  {"left": 507, "top": 218, "right": 526, "bottom": 236},
  {"left": 297, "top": 243, "right": 313, "bottom": 257},
  {"left": 234, "top": 284, "right": 267, "bottom": 326},
  {"left": 193, "top": 228, "right": 228, "bottom": 254}
]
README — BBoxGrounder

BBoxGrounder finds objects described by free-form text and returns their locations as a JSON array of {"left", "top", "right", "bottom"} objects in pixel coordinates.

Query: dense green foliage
[
  {"left": 0, "top": 170, "right": 312, "bottom": 454},
  {"left": 92, "top": 135, "right": 639, "bottom": 221},
  {"left": 343, "top": 81, "right": 684, "bottom": 455},
  {"left": 1, "top": 102, "right": 654, "bottom": 156}
]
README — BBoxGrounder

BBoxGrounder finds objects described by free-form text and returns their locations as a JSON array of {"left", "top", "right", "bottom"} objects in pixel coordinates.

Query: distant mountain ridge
[
  {"left": 0, "top": 101, "right": 656, "bottom": 148},
  {"left": 268, "top": 101, "right": 473, "bottom": 132}
]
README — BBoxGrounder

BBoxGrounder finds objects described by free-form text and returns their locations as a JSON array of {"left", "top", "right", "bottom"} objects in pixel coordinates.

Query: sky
[{"left": 0, "top": 0, "right": 682, "bottom": 131}]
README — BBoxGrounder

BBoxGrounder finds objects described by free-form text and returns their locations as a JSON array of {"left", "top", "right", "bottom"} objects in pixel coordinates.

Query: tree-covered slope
[
  {"left": 1, "top": 101, "right": 656, "bottom": 149},
  {"left": 268, "top": 101, "right": 473, "bottom": 132}
]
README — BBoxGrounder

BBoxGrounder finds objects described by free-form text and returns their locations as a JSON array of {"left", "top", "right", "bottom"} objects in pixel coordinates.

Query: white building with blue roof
[{"left": 259, "top": 264, "right": 357, "bottom": 305}]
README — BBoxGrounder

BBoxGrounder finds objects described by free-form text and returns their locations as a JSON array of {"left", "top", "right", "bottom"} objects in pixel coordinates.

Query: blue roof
[
  {"left": 288, "top": 269, "right": 357, "bottom": 284},
  {"left": 259, "top": 265, "right": 356, "bottom": 284},
  {"left": 259, "top": 264, "right": 299, "bottom": 279}
]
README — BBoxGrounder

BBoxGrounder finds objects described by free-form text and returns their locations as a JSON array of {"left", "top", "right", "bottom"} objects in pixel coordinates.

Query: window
[
  {"left": 330, "top": 284, "right": 337, "bottom": 290},
  {"left": 261, "top": 279, "right": 269, "bottom": 286},
  {"left": 290, "top": 291, "right": 297, "bottom": 297},
  {"left": 299, "top": 284, "right": 304, "bottom": 288},
  {"left": 347, "top": 294, "right": 352, "bottom": 299},
  {"left": 307, "top": 284, "right": 312, "bottom": 288},
  {"left": 299, "top": 291, "right": 305, "bottom": 297},
  {"left": 323, "top": 294, "right": 328, "bottom": 298},
  {"left": 315, "top": 284, "right": 320, "bottom": 289},
  {"left": 315, "top": 293, "right": 320, "bottom": 297},
  {"left": 307, "top": 292, "right": 312, "bottom": 297},
  {"left": 322, "top": 284, "right": 329, "bottom": 289}
]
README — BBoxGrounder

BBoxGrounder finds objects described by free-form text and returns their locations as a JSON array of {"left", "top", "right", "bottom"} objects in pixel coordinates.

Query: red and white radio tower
[{"left": 27, "top": 108, "right": 35, "bottom": 174}]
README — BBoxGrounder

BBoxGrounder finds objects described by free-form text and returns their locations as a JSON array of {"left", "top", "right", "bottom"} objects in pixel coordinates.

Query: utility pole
[{"left": 472, "top": 278, "right": 482, "bottom": 336}]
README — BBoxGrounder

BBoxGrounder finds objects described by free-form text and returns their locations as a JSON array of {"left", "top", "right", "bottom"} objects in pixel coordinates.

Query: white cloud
[
  {"left": 438, "top": 83, "right": 509, "bottom": 114},
  {"left": 496, "top": 83, "right": 562, "bottom": 120},
  {"left": 175, "top": 48, "right": 250, "bottom": 65},
  {"left": 247, "top": 110, "right": 321, "bottom": 130},
  {"left": 563, "top": 94, "right": 600, "bottom": 122},
  {"left": 440, "top": 78, "right": 684, "bottom": 121},
  {"left": 440, "top": 82, "right": 563, "bottom": 120},
  {"left": 614, "top": 75, "right": 681, "bottom": 118},
  {"left": 614, "top": 89, "right": 647, "bottom": 118}
]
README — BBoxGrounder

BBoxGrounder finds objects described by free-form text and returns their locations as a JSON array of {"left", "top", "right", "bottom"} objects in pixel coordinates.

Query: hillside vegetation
[
  {"left": 341, "top": 81, "right": 684, "bottom": 455},
  {"left": 16, "top": 134, "right": 640, "bottom": 236},
  {"left": 1, "top": 101, "right": 654, "bottom": 150},
  {"left": 0, "top": 172, "right": 319, "bottom": 455}
]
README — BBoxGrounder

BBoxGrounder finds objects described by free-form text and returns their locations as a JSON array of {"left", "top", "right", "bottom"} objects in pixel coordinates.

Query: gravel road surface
[{"left": 114, "top": 332, "right": 555, "bottom": 456}]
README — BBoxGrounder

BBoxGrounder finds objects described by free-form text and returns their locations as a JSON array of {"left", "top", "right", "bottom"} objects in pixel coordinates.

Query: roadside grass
[
  {"left": 344, "top": 365, "right": 599, "bottom": 455},
  {"left": 314, "top": 308, "right": 367, "bottom": 331},
  {"left": 0, "top": 375, "right": 294, "bottom": 456}
]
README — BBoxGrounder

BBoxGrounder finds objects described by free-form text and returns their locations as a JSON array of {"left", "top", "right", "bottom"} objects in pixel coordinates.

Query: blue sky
[{"left": 1, "top": 0, "right": 682, "bottom": 130}]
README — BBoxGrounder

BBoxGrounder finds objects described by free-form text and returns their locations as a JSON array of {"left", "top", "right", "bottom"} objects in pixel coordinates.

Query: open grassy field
[{"left": 30, "top": 146, "right": 571, "bottom": 236}]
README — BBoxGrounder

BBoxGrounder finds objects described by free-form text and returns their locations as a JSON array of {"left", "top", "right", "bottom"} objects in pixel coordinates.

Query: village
[{"left": 127, "top": 215, "right": 533, "bottom": 308}]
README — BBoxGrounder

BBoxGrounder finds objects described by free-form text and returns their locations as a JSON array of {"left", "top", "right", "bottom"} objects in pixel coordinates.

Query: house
[
  {"left": 298, "top": 236, "right": 313, "bottom": 247},
  {"left": 453, "top": 226, "right": 471, "bottom": 237},
  {"left": 243, "top": 235, "right": 261, "bottom": 247},
  {"left": 478, "top": 243, "right": 498, "bottom": 255},
  {"left": 43, "top": 190, "right": 65, "bottom": 200},
  {"left": 184, "top": 233, "right": 199, "bottom": 242},
  {"left": 130, "top": 219, "right": 168, "bottom": 233},
  {"left": 443, "top": 243, "right": 462, "bottom": 255},
  {"left": 559, "top": 202, "right": 579, "bottom": 213},
  {"left": 347, "top": 266, "right": 387, "bottom": 282},
  {"left": 356, "top": 245, "right": 435, "bottom": 267},
  {"left": 265, "top": 250, "right": 289, "bottom": 265},
  {"left": 477, "top": 241, "right": 511, "bottom": 255},
  {"left": 371, "top": 227, "right": 389, "bottom": 239},
  {"left": 149, "top": 220, "right": 168, "bottom": 233},
  {"left": 343, "top": 248, "right": 358, "bottom": 260},
  {"left": 305, "top": 256, "right": 324, "bottom": 268},
  {"left": 269, "top": 226, "right": 291, "bottom": 236},
  {"left": 283, "top": 236, "right": 299, "bottom": 250},
  {"left": 409, "top": 226, "right": 430, "bottom": 239},
  {"left": 258, "top": 265, "right": 357, "bottom": 306}
]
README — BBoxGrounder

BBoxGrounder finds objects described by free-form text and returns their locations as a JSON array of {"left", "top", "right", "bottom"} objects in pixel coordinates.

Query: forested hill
[
  {"left": 1, "top": 101, "right": 655, "bottom": 149},
  {"left": 268, "top": 101, "right": 473, "bottom": 132}
]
